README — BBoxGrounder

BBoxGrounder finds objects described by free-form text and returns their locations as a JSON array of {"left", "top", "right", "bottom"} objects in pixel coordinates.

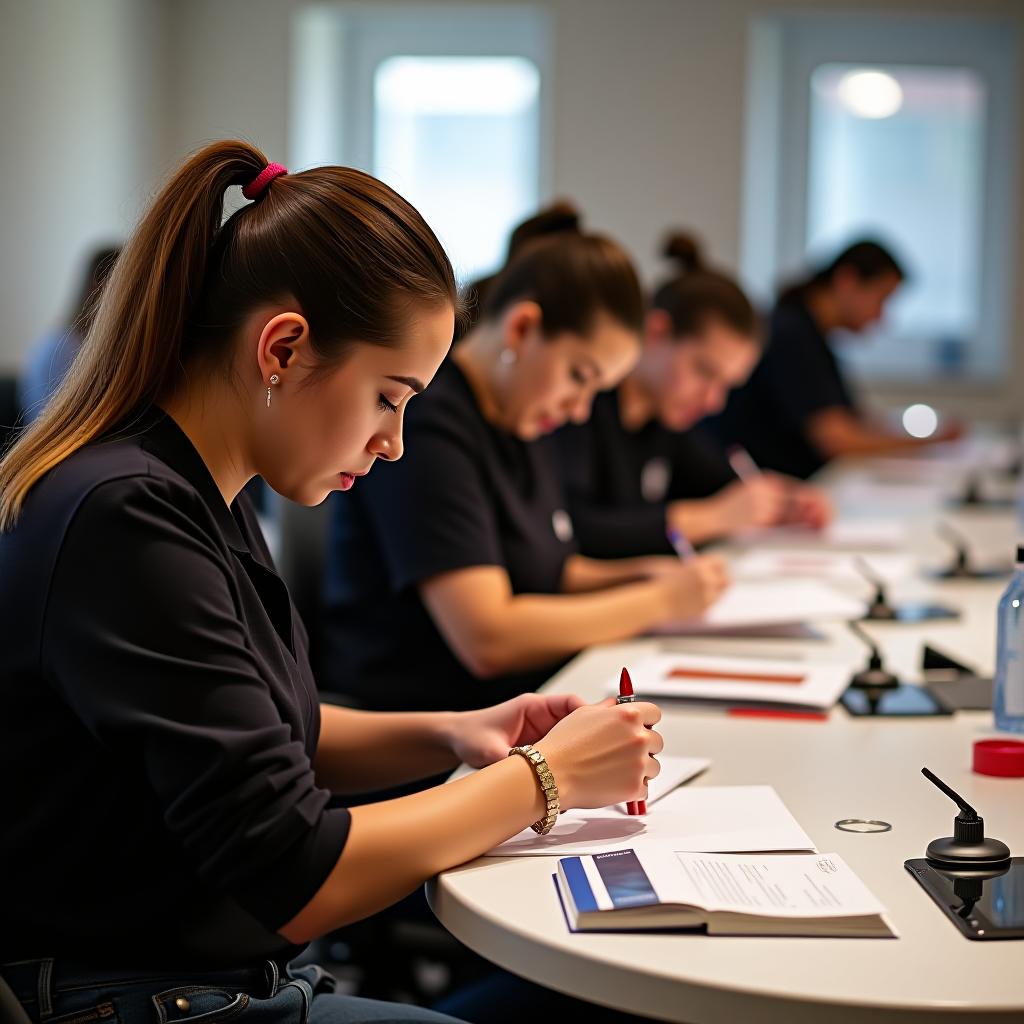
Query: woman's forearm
[
  {"left": 666, "top": 498, "right": 725, "bottom": 544},
  {"left": 422, "top": 566, "right": 670, "bottom": 678},
  {"left": 559, "top": 552, "right": 672, "bottom": 592},
  {"left": 281, "top": 752, "right": 545, "bottom": 942},
  {"left": 313, "top": 704, "right": 461, "bottom": 793}
]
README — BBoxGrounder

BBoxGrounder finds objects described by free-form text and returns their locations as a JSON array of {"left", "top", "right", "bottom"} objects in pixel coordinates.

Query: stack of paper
[
  {"left": 605, "top": 652, "right": 850, "bottom": 711},
  {"left": 653, "top": 580, "right": 866, "bottom": 635},
  {"left": 487, "top": 785, "right": 815, "bottom": 857}
]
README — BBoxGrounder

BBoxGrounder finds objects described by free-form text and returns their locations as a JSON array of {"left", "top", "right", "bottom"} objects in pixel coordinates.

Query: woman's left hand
[{"left": 449, "top": 692, "right": 588, "bottom": 768}]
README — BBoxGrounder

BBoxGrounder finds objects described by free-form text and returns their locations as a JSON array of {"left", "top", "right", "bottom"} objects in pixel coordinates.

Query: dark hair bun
[
  {"left": 508, "top": 200, "right": 582, "bottom": 256},
  {"left": 662, "top": 230, "right": 704, "bottom": 274}
]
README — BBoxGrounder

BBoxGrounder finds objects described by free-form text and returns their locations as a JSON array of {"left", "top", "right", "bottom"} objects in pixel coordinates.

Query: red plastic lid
[{"left": 973, "top": 738, "right": 1024, "bottom": 778}]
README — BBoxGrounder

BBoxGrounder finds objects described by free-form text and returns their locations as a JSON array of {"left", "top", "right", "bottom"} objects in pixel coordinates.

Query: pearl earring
[
  {"left": 267, "top": 373, "right": 280, "bottom": 408},
  {"left": 500, "top": 348, "right": 518, "bottom": 366}
]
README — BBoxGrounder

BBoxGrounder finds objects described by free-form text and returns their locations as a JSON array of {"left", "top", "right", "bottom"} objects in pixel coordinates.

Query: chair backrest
[
  {"left": 0, "top": 375, "right": 22, "bottom": 456},
  {"left": 0, "top": 975, "right": 33, "bottom": 1024}
]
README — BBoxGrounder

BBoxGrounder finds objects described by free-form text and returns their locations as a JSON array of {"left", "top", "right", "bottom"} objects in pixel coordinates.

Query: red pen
[{"left": 616, "top": 666, "right": 646, "bottom": 815}]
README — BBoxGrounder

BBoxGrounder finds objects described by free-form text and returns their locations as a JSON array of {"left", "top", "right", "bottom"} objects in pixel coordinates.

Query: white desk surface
[{"left": 428, "top": 454, "right": 1024, "bottom": 1022}]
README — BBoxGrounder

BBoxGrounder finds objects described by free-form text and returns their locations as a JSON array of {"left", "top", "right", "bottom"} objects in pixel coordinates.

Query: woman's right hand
[
  {"left": 714, "top": 476, "right": 790, "bottom": 531},
  {"left": 539, "top": 698, "right": 663, "bottom": 810},
  {"left": 654, "top": 554, "right": 730, "bottom": 621}
]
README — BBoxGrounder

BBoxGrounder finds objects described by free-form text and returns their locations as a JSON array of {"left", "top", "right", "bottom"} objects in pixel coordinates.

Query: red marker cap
[{"left": 973, "top": 738, "right": 1024, "bottom": 778}]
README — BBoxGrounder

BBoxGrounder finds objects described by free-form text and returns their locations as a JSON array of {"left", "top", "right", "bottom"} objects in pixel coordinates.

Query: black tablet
[
  {"left": 841, "top": 684, "right": 950, "bottom": 717},
  {"left": 905, "top": 858, "right": 1024, "bottom": 940}
]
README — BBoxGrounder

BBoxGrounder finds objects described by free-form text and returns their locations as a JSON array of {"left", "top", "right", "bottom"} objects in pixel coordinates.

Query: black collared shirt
[
  {"left": 555, "top": 389, "right": 737, "bottom": 558},
  {"left": 322, "top": 359, "right": 577, "bottom": 712},
  {"left": 707, "top": 297, "right": 857, "bottom": 479},
  {"left": 0, "top": 411, "right": 350, "bottom": 968}
]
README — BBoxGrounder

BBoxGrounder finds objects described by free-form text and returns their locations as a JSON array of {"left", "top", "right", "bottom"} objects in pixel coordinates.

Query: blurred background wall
[{"left": 2, "top": 0, "right": 1021, "bottom": 417}]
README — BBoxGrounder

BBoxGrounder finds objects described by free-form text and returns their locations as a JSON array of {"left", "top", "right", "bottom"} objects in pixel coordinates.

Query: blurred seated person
[
  {"left": 556, "top": 231, "right": 831, "bottom": 559},
  {"left": 708, "top": 239, "right": 962, "bottom": 479},
  {"left": 19, "top": 245, "right": 120, "bottom": 423}
]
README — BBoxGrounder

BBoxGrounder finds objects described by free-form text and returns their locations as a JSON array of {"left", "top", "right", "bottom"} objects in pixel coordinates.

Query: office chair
[
  {"left": 0, "top": 976, "right": 33, "bottom": 1024},
  {"left": 0, "top": 375, "right": 22, "bottom": 456}
]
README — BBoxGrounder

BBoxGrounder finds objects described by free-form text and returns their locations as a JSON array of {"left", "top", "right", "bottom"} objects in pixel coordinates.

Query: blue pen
[{"left": 666, "top": 526, "right": 696, "bottom": 562}]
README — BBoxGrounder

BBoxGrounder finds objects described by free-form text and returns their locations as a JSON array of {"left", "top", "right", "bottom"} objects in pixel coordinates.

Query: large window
[
  {"left": 741, "top": 15, "right": 1018, "bottom": 396},
  {"left": 807, "top": 63, "right": 986, "bottom": 379},
  {"left": 291, "top": 5, "right": 550, "bottom": 287},
  {"left": 373, "top": 56, "right": 540, "bottom": 282}
]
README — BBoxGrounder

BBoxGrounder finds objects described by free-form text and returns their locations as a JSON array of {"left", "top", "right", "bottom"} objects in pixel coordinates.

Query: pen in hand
[
  {"left": 727, "top": 444, "right": 761, "bottom": 483},
  {"left": 666, "top": 526, "right": 697, "bottom": 562},
  {"left": 616, "top": 666, "right": 647, "bottom": 815}
]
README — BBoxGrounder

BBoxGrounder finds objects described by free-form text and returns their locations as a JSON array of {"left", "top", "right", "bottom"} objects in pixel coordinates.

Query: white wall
[
  {"left": 3, "top": 0, "right": 1022, "bottom": 416},
  {"left": 0, "top": 0, "right": 167, "bottom": 372}
]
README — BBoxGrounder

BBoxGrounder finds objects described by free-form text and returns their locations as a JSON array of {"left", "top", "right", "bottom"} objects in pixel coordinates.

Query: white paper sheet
[
  {"left": 736, "top": 519, "right": 907, "bottom": 550},
  {"left": 487, "top": 785, "right": 815, "bottom": 857},
  {"left": 731, "top": 550, "right": 915, "bottom": 585},
  {"left": 606, "top": 652, "right": 850, "bottom": 710},
  {"left": 626, "top": 849, "right": 888, "bottom": 918},
  {"left": 653, "top": 580, "right": 866, "bottom": 635}
]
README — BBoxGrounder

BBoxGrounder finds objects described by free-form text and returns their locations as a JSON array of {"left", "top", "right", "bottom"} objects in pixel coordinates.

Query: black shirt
[
  {"left": 555, "top": 389, "right": 737, "bottom": 559},
  {"left": 322, "top": 359, "right": 577, "bottom": 712},
  {"left": 0, "top": 412, "right": 350, "bottom": 968},
  {"left": 707, "top": 297, "right": 856, "bottom": 479}
]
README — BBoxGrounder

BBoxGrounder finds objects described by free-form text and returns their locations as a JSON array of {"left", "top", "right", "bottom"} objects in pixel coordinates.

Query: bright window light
[
  {"left": 376, "top": 57, "right": 539, "bottom": 116},
  {"left": 836, "top": 69, "right": 904, "bottom": 119},
  {"left": 902, "top": 403, "right": 939, "bottom": 438},
  {"left": 374, "top": 56, "right": 541, "bottom": 282}
]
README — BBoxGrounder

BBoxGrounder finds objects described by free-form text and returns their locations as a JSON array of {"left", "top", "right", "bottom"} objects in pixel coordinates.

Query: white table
[{"left": 428, "top": 457, "right": 1024, "bottom": 1022}]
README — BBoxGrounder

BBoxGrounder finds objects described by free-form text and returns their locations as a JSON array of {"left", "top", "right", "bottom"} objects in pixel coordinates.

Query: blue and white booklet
[{"left": 556, "top": 847, "right": 894, "bottom": 938}]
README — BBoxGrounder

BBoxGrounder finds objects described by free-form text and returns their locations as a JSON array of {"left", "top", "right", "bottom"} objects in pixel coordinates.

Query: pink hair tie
[{"left": 242, "top": 162, "right": 287, "bottom": 200}]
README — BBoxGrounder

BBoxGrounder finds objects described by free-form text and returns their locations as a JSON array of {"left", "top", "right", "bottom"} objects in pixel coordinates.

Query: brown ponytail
[
  {"left": 0, "top": 140, "right": 457, "bottom": 529},
  {"left": 652, "top": 228, "right": 759, "bottom": 344}
]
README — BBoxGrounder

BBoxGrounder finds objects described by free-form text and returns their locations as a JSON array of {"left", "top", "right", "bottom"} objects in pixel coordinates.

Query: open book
[
  {"left": 556, "top": 848, "right": 894, "bottom": 938},
  {"left": 488, "top": 785, "right": 814, "bottom": 857}
]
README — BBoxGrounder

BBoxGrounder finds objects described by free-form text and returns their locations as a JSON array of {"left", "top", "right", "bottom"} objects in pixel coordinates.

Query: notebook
[
  {"left": 487, "top": 785, "right": 815, "bottom": 857},
  {"left": 606, "top": 652, "right": 850, "bottom": 711},
  {"left": 556, "top": 848, "right": 894, "bottom": 937}
]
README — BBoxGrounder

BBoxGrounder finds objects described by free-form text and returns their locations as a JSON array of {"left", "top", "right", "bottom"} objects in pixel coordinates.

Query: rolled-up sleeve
[{"left": 43, "top": 475, "right": 349, "bottom": 932}]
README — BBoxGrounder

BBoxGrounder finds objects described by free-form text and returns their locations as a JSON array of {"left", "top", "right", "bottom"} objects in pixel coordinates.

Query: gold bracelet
[{"left": 508, "top": 744, "right": 560, "bottom": 835}]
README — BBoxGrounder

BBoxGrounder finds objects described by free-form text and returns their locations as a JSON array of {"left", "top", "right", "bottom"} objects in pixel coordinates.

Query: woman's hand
[
  {"left": 448, "top": 692, "right": 587, "bottom": 769},
  {"left": 540, "top": 698, "right": 663, "bottom": 809},
  {"left": 782, "top": 484, "right": 833, "bottom": 530},
  {"left": 712, "top": 476, "right": 790, "bottom": 532},
  {"left": 654, "top": 554, "right": 730, "bottom": 621}
]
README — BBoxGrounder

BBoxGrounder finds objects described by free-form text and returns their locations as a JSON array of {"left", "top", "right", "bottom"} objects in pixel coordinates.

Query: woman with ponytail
[
  {"left": 710, "top": 238, "right": 963, "bottom": 478},
  {"left": 0, "top": 142, "right": 663, "bottom": 1023},
  {"left": 556, "top": 231, "right": 832, "bottom": 559}
]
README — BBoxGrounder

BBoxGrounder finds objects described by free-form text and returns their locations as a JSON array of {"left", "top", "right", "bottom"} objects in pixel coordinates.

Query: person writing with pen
[
  {"left": 556, "top": 231, "right": 832, "bottom": 560},
  {"left": 0, "top": 141, "right": 664, "bottom": 1024},
  {"left": 322, "top": 231, "right": 729, "bottom": 716},
  {"left": 709, "top": 238, "right": 964, "bottom": 479}
]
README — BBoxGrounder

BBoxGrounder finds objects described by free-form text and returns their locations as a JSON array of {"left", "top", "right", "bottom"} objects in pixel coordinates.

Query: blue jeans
[{"left": 0, "top": 958, "right": 465, "bottom": 1024}]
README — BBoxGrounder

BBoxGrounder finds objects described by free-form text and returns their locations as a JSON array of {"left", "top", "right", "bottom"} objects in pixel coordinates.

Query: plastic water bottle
[{"left": 994, "top": 546, "right": 1024, "bottom": 733}]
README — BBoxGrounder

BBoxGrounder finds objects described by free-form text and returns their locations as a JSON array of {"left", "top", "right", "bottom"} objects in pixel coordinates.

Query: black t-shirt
[
  {"left": 707, "top": 297, "right": 856, "bottom": 479},
  {"left": 555, "top": 389, "right": 736, "bottom": 558},
  {"left": 0, "top": 412, "right": 350, "bottom": 968},
  {"left": 322, "top": 359, "right": 578, "bottom": 712}
]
